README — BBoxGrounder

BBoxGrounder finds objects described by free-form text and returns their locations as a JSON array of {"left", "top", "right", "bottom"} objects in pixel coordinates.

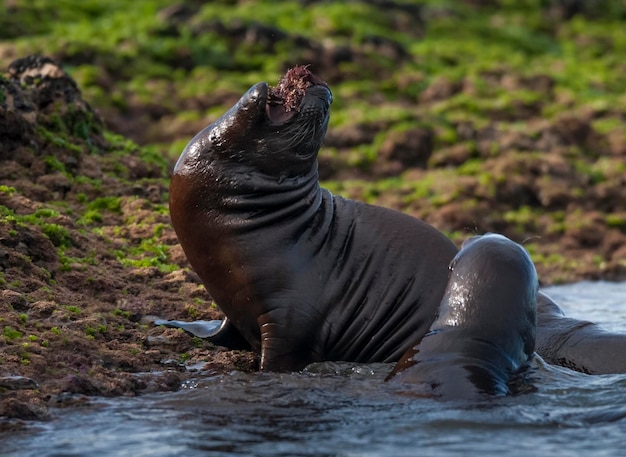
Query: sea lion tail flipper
[{"left": 154, "top": 317, "right": 251, "bottom": 350}]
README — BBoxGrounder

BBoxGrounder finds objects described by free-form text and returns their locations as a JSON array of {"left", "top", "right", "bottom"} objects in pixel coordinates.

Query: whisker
[
  {"left": 267, "top": 113, "right": 322, "bottom": 155},
  {"left": 521, "top": 235, "right": 541, "bottom": 245}
]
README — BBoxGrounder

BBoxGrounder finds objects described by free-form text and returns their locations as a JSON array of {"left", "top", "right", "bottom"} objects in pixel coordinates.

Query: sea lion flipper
[
  {"left": 258, "top": 329, "right": 312, "bottom": 372},
  {"left": 154, "top": 317, "right": 251, "bottom": 350}
]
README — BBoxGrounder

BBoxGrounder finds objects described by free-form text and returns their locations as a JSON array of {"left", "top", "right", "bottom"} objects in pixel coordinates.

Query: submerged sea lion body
[
  {"left": 387, "top": 234, "right": 537, "bottom": 399},
  {"left": 535, "top": 293, "right": 626, "bottom": 374}
]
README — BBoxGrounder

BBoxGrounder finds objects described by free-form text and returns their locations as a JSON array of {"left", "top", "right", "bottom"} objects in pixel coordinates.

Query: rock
[
  {"left": 0, "top": 290, "right": 28, "bottom": 311},
  {"left": 419, "top": 77, "right": 463, "bottom": 103},
  {"left": 0, "top": 376, "right": 39, "bottom": 390},
  {"left": 59, "top": 375, "right": 102, "bottom": 396},
  {"left": 0, "top": 398, "right": 49, "bottom": 421},
  {"left": 378, "top": 127, "right": 434, "bottom": 174}
]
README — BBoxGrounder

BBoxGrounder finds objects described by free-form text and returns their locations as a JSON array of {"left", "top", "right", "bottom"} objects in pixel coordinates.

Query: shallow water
[{"left": 3, "top": 281, "right": 626, "bottom": 457}]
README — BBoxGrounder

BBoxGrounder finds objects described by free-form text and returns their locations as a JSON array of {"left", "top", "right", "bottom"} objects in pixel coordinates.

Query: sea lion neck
[
  {"left": 217, "top": 160, "right": 321, "bottom": 207},
  {"left": 218, "top": 162, "right": 323, "bottom": 233},
  {"left": 171, "top": 154, "right": 324, "bottom": 235}
]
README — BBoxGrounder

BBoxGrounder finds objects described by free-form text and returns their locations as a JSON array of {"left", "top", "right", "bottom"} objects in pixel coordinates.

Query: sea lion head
[
  {"left": 435, "top": 233, "right": 538, "bottom": 362},
  {"left": 174, "top": 66, "right": 332, "bottom": 179}
]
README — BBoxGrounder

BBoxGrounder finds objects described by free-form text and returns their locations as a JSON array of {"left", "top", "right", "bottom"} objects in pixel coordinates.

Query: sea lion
[
  {"left": 170, "top": 66, "right": 626, "bottom": 376},
  {"left": 170, "top": 66, "right": 457, "bottom": 371},
  {"left": 386, "top": 234, "right": 537, "bottom": 399},
  {"left": 535, "top": 293, "right": 626, "bottom": 374}
]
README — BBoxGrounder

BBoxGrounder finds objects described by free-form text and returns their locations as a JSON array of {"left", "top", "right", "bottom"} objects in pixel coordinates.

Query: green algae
[{"left": 2, "top": 0, "right": 626, "bottom": 284}]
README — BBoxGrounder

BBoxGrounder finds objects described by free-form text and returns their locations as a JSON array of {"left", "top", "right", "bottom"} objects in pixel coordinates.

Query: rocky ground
[
  {"left": 1, "top": 1, "right": 626, "bottom": 428},
  {"left": 0, "top": 57, "right": 257, "bottom": 429}
]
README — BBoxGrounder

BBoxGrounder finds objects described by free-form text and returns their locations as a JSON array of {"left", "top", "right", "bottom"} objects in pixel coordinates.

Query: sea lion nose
[
  {"left": 241, "top": 82, "right": 269, "bottom": 111},
  {"left": 226, "top": 82, "right": 269, "bottom": 129}
]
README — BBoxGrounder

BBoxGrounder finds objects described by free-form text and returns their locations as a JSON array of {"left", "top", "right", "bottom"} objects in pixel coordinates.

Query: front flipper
[
  {"left": 155, "top": 317, "right": 251, "bottom": 350},
  {"left": 257, "top": 306, "right": 323, "bottom": 372}
]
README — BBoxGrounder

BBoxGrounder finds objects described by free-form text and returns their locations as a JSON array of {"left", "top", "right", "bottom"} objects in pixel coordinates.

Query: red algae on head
[{"left": 268, "top": 65, "right": 327, "bottom": 112}]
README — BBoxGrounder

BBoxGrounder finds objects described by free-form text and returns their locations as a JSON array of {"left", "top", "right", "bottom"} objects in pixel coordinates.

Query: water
[{"left": 3, "top": 281, "right": 626, "bottom": 457}]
